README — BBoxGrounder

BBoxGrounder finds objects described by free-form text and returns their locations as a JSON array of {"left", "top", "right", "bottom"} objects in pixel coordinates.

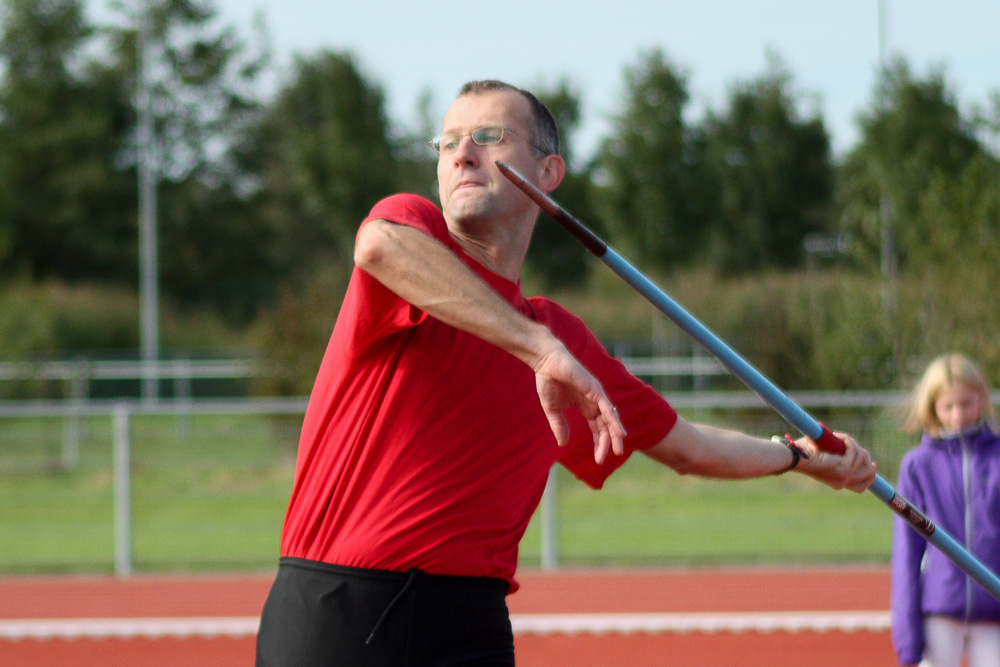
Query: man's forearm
[
  {"left": 354, "top": 219, "right": 557, "bottom": 370},
  {"left": 645, "top": 417, "right": 875, "bottom": 492},
  {"left": 643, "top": 417, "right": 792, "bottom": 478}
]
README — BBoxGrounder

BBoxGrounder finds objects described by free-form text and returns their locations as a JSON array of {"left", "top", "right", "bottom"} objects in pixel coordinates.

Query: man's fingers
[
  {"left": 602, "top": 400, "right": 627, "bottom": 440},
  {"left": 545, "top": 409, "right": 571, "bottom": 447},
  {"left": 837, "top": 433, "right": 877, "bottom": 491},
  {"left": 533, "top": 348, "right": 626, "bottom": 462},
  {"left": 593, "top": 428, "right": 610, "bottom": 464},
  {"left": 590, "top": 401, "right": 626, "bottom": 463},
  {"left": 842, "top": 442, "right": 876, "bottom": 492},
  {"left": 800, "top": 432, "right": 877, "bottom": 493}
]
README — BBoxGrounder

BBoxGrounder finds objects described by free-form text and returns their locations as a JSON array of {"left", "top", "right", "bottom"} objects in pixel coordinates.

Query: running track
[{"left": 0, "top": 567, "right": 898, "bottom": 666}]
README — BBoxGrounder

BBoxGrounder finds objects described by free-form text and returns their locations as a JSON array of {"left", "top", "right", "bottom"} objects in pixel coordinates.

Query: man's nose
[{"left": 451, "top": 136, "right": 480, "bottom": 165}]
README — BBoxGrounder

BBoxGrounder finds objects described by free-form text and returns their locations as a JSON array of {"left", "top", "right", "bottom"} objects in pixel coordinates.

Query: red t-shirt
[{"left": 280, "top": 194, "right": 677, "bottom": 591}]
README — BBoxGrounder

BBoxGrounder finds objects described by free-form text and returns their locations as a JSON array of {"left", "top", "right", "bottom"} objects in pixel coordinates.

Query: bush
[
  {"left": 0, "top": 281, "right": 251, "bottom": 359},
  {"left": 249, "top": 265, "right": 352, "bottom": 396},
  {"left": 5, "top": 262, "right": 998, "bottom": 396},
  {"left": 0, "top": 281, "right": 60, "bottom": 360},
  {"left": 531, "top": 265, "right": 999, "bottom": 392}
]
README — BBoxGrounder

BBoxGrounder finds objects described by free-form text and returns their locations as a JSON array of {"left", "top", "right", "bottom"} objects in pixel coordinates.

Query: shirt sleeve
[
  {"left": 361, "top": 193, "right": 448, "bottom": 238},
  {"left": 345, "top": 195, "right": 450, "bottom": 353},
  {"left": 542, "top": 302, "right": 677, "bottom": 489}
]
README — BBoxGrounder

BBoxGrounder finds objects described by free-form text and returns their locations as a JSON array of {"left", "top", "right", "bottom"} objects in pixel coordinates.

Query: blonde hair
[{"left": 902, "top": 353, "right": 996, "bottom": 437}]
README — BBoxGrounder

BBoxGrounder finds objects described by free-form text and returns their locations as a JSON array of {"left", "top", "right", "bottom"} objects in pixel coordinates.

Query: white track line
[
  {"left": 510, "top": 612, "right": 891, "bottom": 635},
  {"left": 0, "top": 612, "right": 891, "bottom": 641},
  {"left": 0, "top": 617, "right": 260, "bottom": 640}
]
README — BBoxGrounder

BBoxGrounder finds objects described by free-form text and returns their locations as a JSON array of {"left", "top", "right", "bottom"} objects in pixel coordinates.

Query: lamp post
[
  {"left": 878, "top": 0, "right": 897, "bottom": 315},
  {"left": 137, "top": 16, "right": 159, "bottom": 402}
]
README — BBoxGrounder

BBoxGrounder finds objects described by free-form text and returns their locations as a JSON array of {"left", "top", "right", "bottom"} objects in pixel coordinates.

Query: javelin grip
[{"left": 815, "top": 423, "right": 846, "bottom": 455}]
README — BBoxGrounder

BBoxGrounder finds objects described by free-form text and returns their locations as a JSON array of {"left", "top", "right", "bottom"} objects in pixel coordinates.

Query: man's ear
[{"left": 537, "top": 154, "right": 566, "bottom": 194}]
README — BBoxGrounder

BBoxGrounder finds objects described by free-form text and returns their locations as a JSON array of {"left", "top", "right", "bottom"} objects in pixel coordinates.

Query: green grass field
[
  {"left": 520, "top": 461, "right": 891, "bottom": 567},
  {"left": 0, "top": 410, "right": 899, "bottom": 574}
]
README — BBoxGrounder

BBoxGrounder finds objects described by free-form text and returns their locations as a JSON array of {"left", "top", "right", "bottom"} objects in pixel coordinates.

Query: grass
[
  {"left": 518, "top": 458, "right": 891, "bottom": 568},
  {"left": 0, "top": 410, "right": 900, "bottom": 574}
]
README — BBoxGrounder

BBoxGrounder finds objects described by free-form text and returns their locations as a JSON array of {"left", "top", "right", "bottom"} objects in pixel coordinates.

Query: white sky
[{"left": 89, "top": 0, "right": 999, "bottom": 161}]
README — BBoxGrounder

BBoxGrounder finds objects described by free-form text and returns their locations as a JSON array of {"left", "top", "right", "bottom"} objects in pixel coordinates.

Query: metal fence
[
  {"left": 0, "top": 358, "right": 266, "bottom": 402},
  {"left": 0, "top": 389, "right": 938, "bottom": 576}
]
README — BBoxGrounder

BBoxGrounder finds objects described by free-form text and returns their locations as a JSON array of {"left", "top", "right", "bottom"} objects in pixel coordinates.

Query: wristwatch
[{"left": 771, "top": 434, "right": 809, "bottom": 474}]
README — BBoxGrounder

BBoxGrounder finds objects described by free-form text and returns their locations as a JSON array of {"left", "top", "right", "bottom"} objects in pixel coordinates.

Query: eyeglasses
[{"left": 428, "top": 126, "right": 546, "bottom": 155}]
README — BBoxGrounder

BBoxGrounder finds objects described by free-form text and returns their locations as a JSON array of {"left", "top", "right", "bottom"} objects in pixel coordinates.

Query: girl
[{"left": 891, "top": 353, "right": 1000, "bottom": 666}]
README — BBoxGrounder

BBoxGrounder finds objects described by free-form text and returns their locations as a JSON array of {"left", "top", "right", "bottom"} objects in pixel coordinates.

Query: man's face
[{"left": 435, "top": 90, "right": 541, "bottom": 228}]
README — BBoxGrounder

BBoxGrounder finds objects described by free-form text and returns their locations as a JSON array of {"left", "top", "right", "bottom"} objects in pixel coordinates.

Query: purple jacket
[{"left": 890, "top": 422, "right": 1000, "bottom": 665}]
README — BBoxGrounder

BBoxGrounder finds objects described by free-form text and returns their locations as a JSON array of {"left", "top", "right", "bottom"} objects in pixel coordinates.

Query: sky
[{"left": 89, "top": 0, "right": 999, "bottom": 162}]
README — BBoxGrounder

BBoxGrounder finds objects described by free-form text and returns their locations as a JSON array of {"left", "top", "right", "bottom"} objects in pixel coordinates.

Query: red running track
[{"left": 0, "top": 566, "right": 898, "bottom": 666}]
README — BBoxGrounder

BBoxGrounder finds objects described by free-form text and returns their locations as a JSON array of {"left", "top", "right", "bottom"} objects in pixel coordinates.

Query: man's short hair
[{"left": 458, "top": 80, "right": 560, "bottom": 157}]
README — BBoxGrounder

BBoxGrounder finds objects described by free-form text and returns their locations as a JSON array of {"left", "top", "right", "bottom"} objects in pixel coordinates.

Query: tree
[
  {"left": 0, "top": 0, "right": 135, "bottom": 283},
  {"left": 837, "top": 58, "right": 983, "bottom": 276},
  {"left": 106, "top": 0, "right": 272, "bottom": 320},
  {"left": 592, "top": 49, "right": 711, "bottom": 267},
  {"left": 241, "top": 51, "right": 397, "bottom": 384},
  {"left": 392, "top": 85, "right": 439, "bottom": 202},
  {"left": 901, "top": 152, "right": 1000, "bottom": 368},
  {"left": 241, "top": 51, "right": 398, "bottom": 285},
  {"left": 0, "top": 0, "right": 276, "bottom": 320},
  {"left": 108, "top": 0, "right": 269, "bottom": 183},
  {"left": 524, "top": 78, "right": 596, "bottom": 290},
  {"left": 699, "top": 54, "right": 833, "bottom": 273}
]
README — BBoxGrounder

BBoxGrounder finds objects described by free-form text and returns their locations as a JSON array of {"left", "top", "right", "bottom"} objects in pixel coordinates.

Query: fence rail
[
  {"left": 0, "top": 355, "right": 711, "bottom": 399},
  {"left": 0, "top": 391, "right": 943, "bottom": 576},
  {"left": 0, "top": 358, "right": 270, "bottom": 406},
  {"left": 0, "top": 359, "right": 263, "bottom": 382},
  {"left": 0, "top": 389, "right": 931, "bottom": 418}
]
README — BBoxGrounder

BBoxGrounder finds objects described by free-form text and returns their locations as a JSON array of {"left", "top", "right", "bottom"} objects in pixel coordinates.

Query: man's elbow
[
  {"left": 644, "top": 419, "right": 713, "bottom": 476},
  {"left": 645, "top": 443, "right": 701, "bottom": 476},
  {"left": 667, "top": 452, "right": 703, "bottom": 476},
  {"left": 354, "top": 221, "right": 389, "bottom": 271}
]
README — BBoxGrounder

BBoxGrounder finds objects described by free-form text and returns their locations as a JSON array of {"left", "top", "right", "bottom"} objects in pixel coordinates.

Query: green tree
[
  {"left": 107, "top": 0, "right": 272, "bottom": 320},
  {"left": 0, "top": 0, "right": 275, "bottom": 320},
  {"left": 241, "top": 51, "right": 398, "bottom": 284},
  {"left": 898, "top": 152, "right": 1000, "bottom": 369},
  {"left": 699, "top": 54, "right": 833, "bottom": 273},
  {"left": 593, "top": 49, "right": 711, "bottom": 267},
  {"left": 392, "top": 86, "right": 439, "bottom": 202},
  {"left": 243, "top": 51, "right": 397, "bottom": 389},
  {"left": 108, "top": 0, "right": 269, "bottom": 183},
  {"left": 524, "top": 78, "right": 596, "bottom": 290},
  {"left": 0, "top": 0, "right": 134, "bottom": 283},
  {"left": 837, "top": 58, "right": 983, "bottom": 275}
]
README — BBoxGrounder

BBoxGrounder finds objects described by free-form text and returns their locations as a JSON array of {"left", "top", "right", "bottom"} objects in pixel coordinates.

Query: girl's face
[{"left": 933, "top": 383, "right": 983, "bottom": 434}]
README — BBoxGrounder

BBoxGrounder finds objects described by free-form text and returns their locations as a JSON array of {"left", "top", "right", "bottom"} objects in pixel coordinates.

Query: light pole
[
  {"left": 878, "top": 0, "right": 897, "bottom": 315},
  {"left": 137, "top": 16, "right": 159, "bottom": 402}
]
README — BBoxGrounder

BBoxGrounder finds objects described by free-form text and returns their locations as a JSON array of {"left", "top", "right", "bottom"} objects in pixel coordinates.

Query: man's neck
[{"left": 447, "top": 218, "right": 533, "bottom": 282}]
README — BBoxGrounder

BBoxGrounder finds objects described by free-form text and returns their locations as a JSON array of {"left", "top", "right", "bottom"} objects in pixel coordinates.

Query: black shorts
[{"left": 255, "top": 557, "right": 515, "bottom": 667}]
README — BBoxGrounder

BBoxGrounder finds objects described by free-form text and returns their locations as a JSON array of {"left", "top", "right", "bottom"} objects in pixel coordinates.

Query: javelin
[{"left": 496, "top": 159, "right": 1000, "bottom": 602}]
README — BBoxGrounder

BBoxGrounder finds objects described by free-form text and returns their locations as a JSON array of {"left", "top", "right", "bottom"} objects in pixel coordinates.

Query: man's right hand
[{"left": 531, "top": 342, "right": 626, "bottom": 464}]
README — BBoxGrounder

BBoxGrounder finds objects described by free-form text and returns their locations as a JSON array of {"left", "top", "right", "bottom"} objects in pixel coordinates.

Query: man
[{"left": 255, "top": 80, "right": 876, "bottom": 666}]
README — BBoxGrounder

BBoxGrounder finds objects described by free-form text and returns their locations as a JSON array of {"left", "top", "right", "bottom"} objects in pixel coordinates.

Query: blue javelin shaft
[
  {"left": 603, "top": 246, "right": 1000, "bottom": 601},
  {"left": 496, "top": 160, "right": 1000, "bottom": 602},
  {"left": 604, "top": 245, "right": 827, "bottom": 444}
]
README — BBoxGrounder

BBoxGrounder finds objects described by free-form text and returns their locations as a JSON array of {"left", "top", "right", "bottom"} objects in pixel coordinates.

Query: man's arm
[
  {"left": 354, "top": 218, "right": 626, "bottom": 462},
  {"left": 643, "top": 416, "right": 876, "bottom": 493}
]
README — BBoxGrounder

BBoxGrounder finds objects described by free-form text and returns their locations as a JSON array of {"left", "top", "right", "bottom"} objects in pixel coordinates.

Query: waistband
[{"left": 278, "top": 556, "right": 507, "bottom": 592}]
